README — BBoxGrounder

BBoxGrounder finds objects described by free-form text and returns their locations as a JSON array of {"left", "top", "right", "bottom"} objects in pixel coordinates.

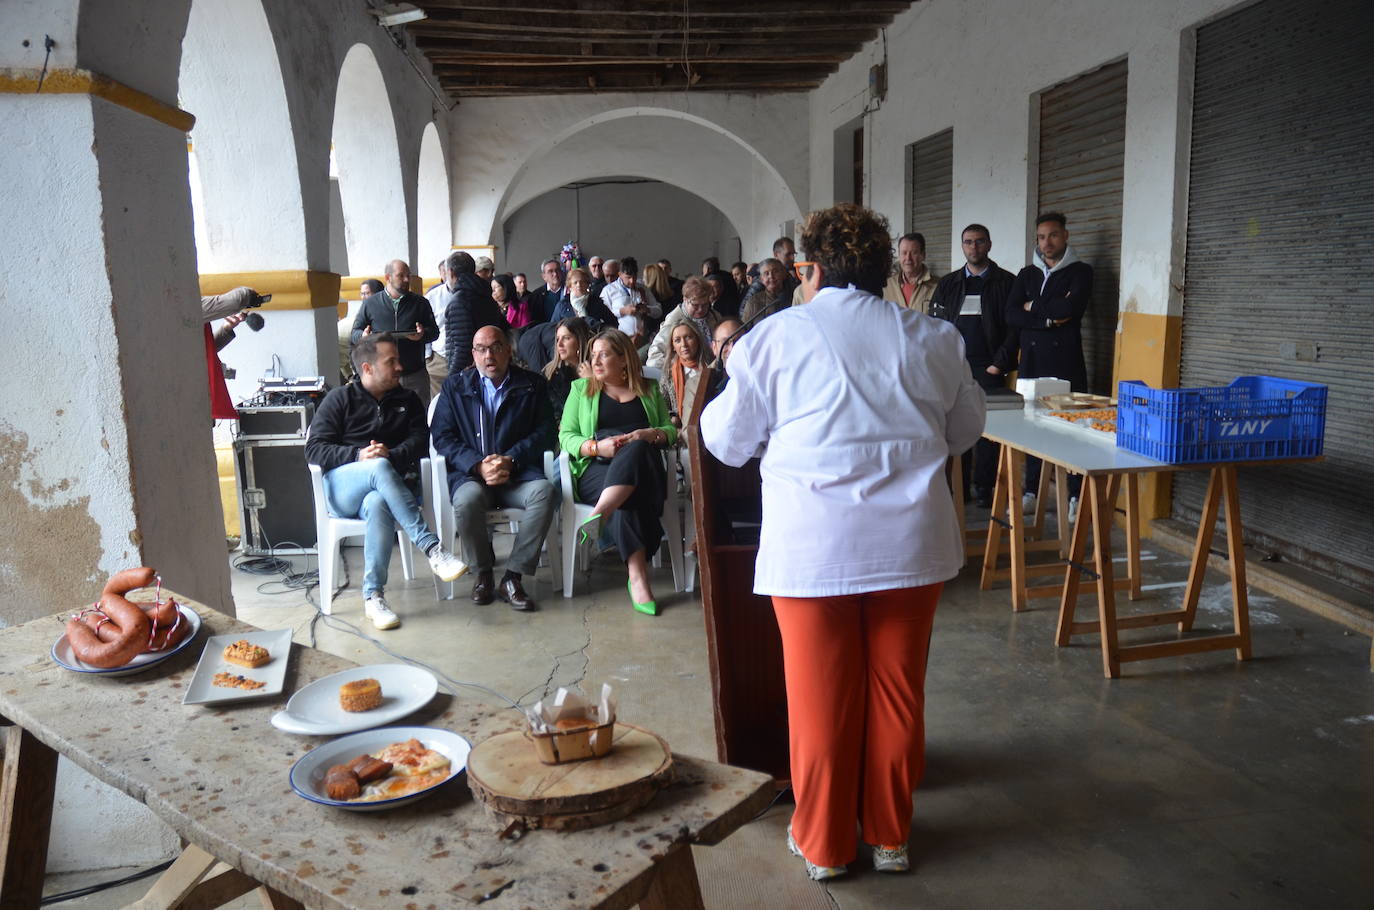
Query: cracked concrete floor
[{"left": 45, "top": 522, "right": 1374, "bottom": 908}]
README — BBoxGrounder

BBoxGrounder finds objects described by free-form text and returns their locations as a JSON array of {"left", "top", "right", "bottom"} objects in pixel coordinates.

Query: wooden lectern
[{"left": 684, "top": 366, "right": 791, "bottom": 784}]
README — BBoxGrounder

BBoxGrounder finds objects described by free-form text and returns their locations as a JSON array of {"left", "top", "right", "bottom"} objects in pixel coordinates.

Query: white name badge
[{"left": 962, "top": 294, "right": 981, "bottom": 317}]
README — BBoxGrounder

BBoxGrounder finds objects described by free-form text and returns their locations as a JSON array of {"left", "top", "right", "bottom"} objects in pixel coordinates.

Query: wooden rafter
[{"left": 406, "top": 0, "right": 916, "bottom": 97}]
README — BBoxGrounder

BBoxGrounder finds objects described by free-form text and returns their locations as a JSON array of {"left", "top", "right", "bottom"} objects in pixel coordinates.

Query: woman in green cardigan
[{"left": 558, "top": 329, "right": 677, "bottom": 615}]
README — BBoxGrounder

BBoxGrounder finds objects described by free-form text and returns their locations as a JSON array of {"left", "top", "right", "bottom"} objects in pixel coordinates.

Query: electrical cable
[
  {"left": 234, "top": 528, "right": 523, "bottom": 711},
  {"left": 40, "top": 859, "right": 174, "bottom": 905},
  {"left": 749, "top": 786, "right": 792, "bottom": 823}
]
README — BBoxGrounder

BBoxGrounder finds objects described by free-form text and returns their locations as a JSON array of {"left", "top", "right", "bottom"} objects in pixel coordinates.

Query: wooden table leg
[
  {"left": 1220, "top": 465, "right": 1253, "bottom": 660},
  {"left": 1056, "top": 479, "right": 1095, "bottom": 646},
  {"left": 256, "top": 886, "right": 306, "bottom": 910},
  {"left": 1, "top": 722, "right": 58, "bottom": 910},
  {"left": 1054, "top": 466, "right": 1072, "bottom": 557},
  {"left": 639, "top": 844, "right": 706, "bottom": 910},
  {"left": 1181, "top": 467, "right": 1224, "bottom": 632},
  {"left": 1088, "top": 475, "right": 1122, "bottom": 678},
  {"left": 980, "top": 444, "right": 1008, "bottom": 590},
  {"left": 1125, "top": 473, "right": 1142, "bottom": 600},
  {"left": 1007, "top": 448, "right": 1028, "bottom": 612}
]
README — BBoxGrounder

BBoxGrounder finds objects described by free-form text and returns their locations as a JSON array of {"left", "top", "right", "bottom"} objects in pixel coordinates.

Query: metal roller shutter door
[
  {"left": 907, "top": 128, "right": 953, "bottom": 276},
  {"left": 1037, "top": 60, "right": 1127, "bottom": 396},
  {"left": 1179, "top": 0, "right": 1374, "bottom": 585}
]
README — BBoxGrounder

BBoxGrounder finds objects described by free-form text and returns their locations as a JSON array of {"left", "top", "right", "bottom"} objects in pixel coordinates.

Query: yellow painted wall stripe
[
  {"left": 199, "top": 271, "right": 341, "bottom": 311},
  {"left": 0, "top": 67, "right": 195, "bottom": 132}
]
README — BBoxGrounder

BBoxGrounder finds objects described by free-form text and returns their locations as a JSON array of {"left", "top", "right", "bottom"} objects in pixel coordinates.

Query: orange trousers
[{"left": 772, "top": 583, "right": 942, "bottom": 868}]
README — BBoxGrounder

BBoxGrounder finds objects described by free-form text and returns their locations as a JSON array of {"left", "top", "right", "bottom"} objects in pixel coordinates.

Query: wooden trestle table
[
  {"left": 0, "top": 601, "right": 772, "bottom": 910},
  {"left": 978, "top": 409, "right": 1320, "bottom": 678}
]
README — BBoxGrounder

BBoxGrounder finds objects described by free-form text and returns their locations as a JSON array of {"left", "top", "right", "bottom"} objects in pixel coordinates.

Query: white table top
[
  {"left": 983, "top": 409, "right": 1201, "bottom": 476},
  {"left": 982, "top": 409, "right": 1322, "bottom": 475}
]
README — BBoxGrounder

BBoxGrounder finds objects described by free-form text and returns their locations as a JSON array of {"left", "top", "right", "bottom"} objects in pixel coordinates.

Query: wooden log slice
[{"left": 467, "top": 723, "right": 673, "bottom": 823}]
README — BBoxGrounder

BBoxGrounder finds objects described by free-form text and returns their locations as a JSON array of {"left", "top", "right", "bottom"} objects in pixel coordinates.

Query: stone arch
[
  {"left": 332, "top": 43, "right": 408, "bottom": 276},
  {"left": 497, "top": 112, "right": 799, "bottom": 261},
  {"left": 416, "top": 121, "right": 452, "bottom": 279},
  {"left": 180, "top": 0, "right": 304, "bottom": 270}
]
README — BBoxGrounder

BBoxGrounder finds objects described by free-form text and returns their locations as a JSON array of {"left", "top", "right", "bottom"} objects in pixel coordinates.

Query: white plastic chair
[
  {"left": 308, "top": 462, "right": 418, "bottom": 616},
  {"left": 426, "top": 397, "right": 561, "bottom": 599},
  {"left": 557, "top": 446, "right": 687, "bottom": 597},
  {"left": 428, "top": 450, "right": 561, "bottom": 600}
]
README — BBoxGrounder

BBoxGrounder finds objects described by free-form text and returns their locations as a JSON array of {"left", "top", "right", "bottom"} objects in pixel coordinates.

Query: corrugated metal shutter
[
  {"left": 1177, "top": 0, "right": 1374, "bottom": 586},
  {"left": 907, "top": 128, "right": 953, "bottom": 275},
  {"left": 1037, "top": 60, "right": 1127, "bottom": 396}
]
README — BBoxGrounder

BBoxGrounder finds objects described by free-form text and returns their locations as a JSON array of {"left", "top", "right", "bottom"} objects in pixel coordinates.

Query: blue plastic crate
[{"left": 1116, "top": 376, "right": 1327, "bottom": 464}]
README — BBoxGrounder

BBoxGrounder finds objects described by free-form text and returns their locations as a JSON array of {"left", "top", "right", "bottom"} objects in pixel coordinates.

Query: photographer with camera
[{"left": 201, "top": 286, "right": 268, "bottom": 420}]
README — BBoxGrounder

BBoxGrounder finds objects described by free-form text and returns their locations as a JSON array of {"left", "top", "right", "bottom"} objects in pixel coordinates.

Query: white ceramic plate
[
  {"left": 182, "top": 629, "right": 294, "bottom": 706},
  {"left": 288, "top": 725, "right": 471, "bottom": 812},
  {"left": 270, "top": 664, "right": 438, "bottom": 735},
  {"left": 51, "top": 603, "right": 202, "bottom": 677}
]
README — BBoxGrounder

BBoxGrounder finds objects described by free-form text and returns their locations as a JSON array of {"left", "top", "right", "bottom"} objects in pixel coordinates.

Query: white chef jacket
[{"left": 700, "top": 285, "right": 986, "bottom": 598}]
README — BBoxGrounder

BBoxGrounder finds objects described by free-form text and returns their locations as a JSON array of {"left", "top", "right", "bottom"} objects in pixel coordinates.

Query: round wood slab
[{"left": 467, "top": 723, "right": 673, "bottom": 831}]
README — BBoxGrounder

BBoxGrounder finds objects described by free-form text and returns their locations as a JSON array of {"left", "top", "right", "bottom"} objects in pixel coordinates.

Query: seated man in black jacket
[
  {"left": 928, "top": 223, "right": 1018, "bottom": 507},
  {"left": 350, "top": 259, "right": 439, "bottom": 409},
  {"left": 305, "top": 334, "right": 467, "bottom": 630},
  {"left": 431, "top": 326, "right": 557, "bottom": 611}
]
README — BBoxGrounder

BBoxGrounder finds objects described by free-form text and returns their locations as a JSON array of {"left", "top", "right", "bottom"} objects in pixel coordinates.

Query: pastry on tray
[{"left": 222, "top": 639, "right": 271, "bottom": 668}]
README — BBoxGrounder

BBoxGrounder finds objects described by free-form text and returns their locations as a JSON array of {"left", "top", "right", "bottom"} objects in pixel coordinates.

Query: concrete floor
[{"left": 46, "top": 517, "right": 1374, "bottom": 909}]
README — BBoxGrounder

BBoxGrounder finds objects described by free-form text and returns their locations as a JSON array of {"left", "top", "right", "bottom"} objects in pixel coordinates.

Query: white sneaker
[
  {"left": 427, "top": 546, "right": 468, "bottom": 583},
  {"left": 363, "top": 595, "right": 400, "bottom": 630},
  {"left": 1022, "top": 492, "right": 1038, "bottom": 514},
  {"left": 872, "top": 843, "right": 910, "bottom": 873},
  {"left": 787, "top": 824, "right": 847, "bottom": 882},
  {"left": 1067, "top": 496, "right": 1080, "bottom": 525}
]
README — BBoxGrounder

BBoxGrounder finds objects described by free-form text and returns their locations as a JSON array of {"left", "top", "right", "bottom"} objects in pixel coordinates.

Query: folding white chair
[
  {"left": 427, "top": 397, "right": 561, "bottom": 599},
  {"left": 307, "top": 462, "right": 418, "bottom": 616},
  {"left": 557, "top": 446, "right": 688, "bottom": 596}
]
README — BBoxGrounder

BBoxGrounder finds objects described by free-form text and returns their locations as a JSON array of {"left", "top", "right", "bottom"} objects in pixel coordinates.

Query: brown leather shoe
[
  {"left": 470, "top": 570, "right": 495, "bottom": 605},
  {"left": 498, "top": 576, "right": 536, "bottom": 612}
]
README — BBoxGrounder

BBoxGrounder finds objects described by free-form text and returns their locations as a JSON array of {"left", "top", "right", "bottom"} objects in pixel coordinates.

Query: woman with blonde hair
[
  {"left": 558, "top": 329, "right": 677, "bottom": 615},
  {"left": 642, "top": 262, "right": 677, "bottom": 314},
  {"left": 658, "top": 319, "right": 708, "bottom": 427},
  {"left": 701, "top": 203, "right": 985, "bottom": 880}
]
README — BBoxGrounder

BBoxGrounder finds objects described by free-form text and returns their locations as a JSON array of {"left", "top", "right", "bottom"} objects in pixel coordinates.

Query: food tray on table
[
  {"left": 1116, "top": 376, "right": 1327, "bottom": 464},
  {"left": 1034, "top": 393, "right": 1118, "bottom": 439},
  {"left": 183, "top": 628, "right": 294, "bottom": 705},
  {"left": 51, "top": 603, "right": 202, "bottom": 677}
]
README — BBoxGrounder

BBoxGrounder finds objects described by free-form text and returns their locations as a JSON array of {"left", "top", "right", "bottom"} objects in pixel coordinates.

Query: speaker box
[{"left": 233, "top": 438, "right": 317, "bottom": 555}]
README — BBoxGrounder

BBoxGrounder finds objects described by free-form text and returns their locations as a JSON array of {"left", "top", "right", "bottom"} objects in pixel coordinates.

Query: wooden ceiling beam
[
  {"left": 428, "top": 54, "right": 846, "bottom": 66},
  {"left": 414, "top": 34, "right": 868, "bottom": 52},
  {"left": 418, "top": 0, "right": 909, "bottom": 17},
  {"left": 410, "top": 20, "right": 891, "bottom": 38}
]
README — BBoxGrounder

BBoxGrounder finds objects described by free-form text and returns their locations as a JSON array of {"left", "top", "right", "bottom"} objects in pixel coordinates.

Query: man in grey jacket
[{"left": 350, "top": 259, "right": 439, "bottom": 408}]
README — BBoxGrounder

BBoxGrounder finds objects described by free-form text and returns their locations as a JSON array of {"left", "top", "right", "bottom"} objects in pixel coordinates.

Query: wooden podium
[{"left": 684, "top": 367, "right": 791, "bottom": 784}]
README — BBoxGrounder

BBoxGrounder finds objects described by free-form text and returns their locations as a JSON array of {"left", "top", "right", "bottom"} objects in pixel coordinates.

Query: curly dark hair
[{"left": 799, "top": 203, "right": 893, "bottom": 295}]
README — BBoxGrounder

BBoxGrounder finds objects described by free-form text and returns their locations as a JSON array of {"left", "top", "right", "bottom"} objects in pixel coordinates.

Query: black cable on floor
[{"left": 41, "top": 859, "right": 174, "bottom": 905}]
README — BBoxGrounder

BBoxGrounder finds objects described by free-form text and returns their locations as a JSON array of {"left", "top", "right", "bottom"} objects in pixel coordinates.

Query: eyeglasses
[
  {"left": 793, "top": 261, "right": 815, "bottom": 280},
  {"left": 473, "top": 343, "right": 507, "bottom": 354}
]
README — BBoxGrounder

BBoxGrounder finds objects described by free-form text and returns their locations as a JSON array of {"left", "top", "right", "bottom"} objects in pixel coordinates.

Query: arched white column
[
  {"left": 416, "top": 121, "right": 452, "bottom": 278},
  {"left": 333, "top": 43, "right": 408, "bottom": 277},
  {"left": 180, "top": 0, "right": 304, "bottom": 270}
]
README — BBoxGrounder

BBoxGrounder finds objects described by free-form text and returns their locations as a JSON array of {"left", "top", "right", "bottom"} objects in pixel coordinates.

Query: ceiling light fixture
[{"left": 369, "top": 3, "right": 427, "bottom": 27}]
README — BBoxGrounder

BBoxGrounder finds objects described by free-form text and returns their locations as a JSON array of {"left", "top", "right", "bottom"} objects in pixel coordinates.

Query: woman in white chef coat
[{"left": 700, "top": 203, "right": 986, "bottom": 881}]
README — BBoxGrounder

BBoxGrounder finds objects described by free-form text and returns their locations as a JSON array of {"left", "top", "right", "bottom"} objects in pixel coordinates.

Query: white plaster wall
[
  {"left": 502, "top": 180, "right": 742, "bottom": 280},
  {"left": 806, "top": 0, "right": 1249, "bottom": 319},
  {"left": 333, "top": 43, "right": 409, "bottom": 275},
  {"left": 48, "top": 757, "right": 180, "bottom": 871},
  {"left": 447, "top": 93, "right": 809, "bottom": 260},
  {"left": 498, "top": 115, "right": 793, "bottom": 264},
  {"left": 181, "top": 0, "right": 306, "bottom": 271},
  {"left": 416, "top": 122, "right": 452, "bottom": 274}
]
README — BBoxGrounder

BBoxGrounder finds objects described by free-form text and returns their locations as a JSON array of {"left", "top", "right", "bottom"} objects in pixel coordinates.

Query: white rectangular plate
[{"left": 183, "top": 628, "right": 294, "bottom": 705}]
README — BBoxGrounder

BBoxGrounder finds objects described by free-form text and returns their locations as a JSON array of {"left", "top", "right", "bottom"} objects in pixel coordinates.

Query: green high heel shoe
[
  {"left": 577, "top": 513, "right": 603, "bottom": 546},
  {"left": 627, "top": 579, "right": 658, "bottom": 616}
]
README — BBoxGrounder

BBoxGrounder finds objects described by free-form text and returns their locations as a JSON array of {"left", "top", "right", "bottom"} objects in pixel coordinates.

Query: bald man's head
[{"left": 472, "top": 325, "right": 512, "bottom": 381}]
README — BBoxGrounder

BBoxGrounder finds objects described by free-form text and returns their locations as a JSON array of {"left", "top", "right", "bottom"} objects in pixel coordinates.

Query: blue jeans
[{"left": 323, "top": 459, "right": 439, "bottom": 597}]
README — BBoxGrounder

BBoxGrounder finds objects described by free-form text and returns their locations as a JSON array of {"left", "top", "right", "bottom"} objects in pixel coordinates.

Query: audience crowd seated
[
  {"left": 550, "top": 267, "right": 615, "bottom": 331},
  {"left": 646, "top": 276, "right": 720, "bottom": 370}
]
